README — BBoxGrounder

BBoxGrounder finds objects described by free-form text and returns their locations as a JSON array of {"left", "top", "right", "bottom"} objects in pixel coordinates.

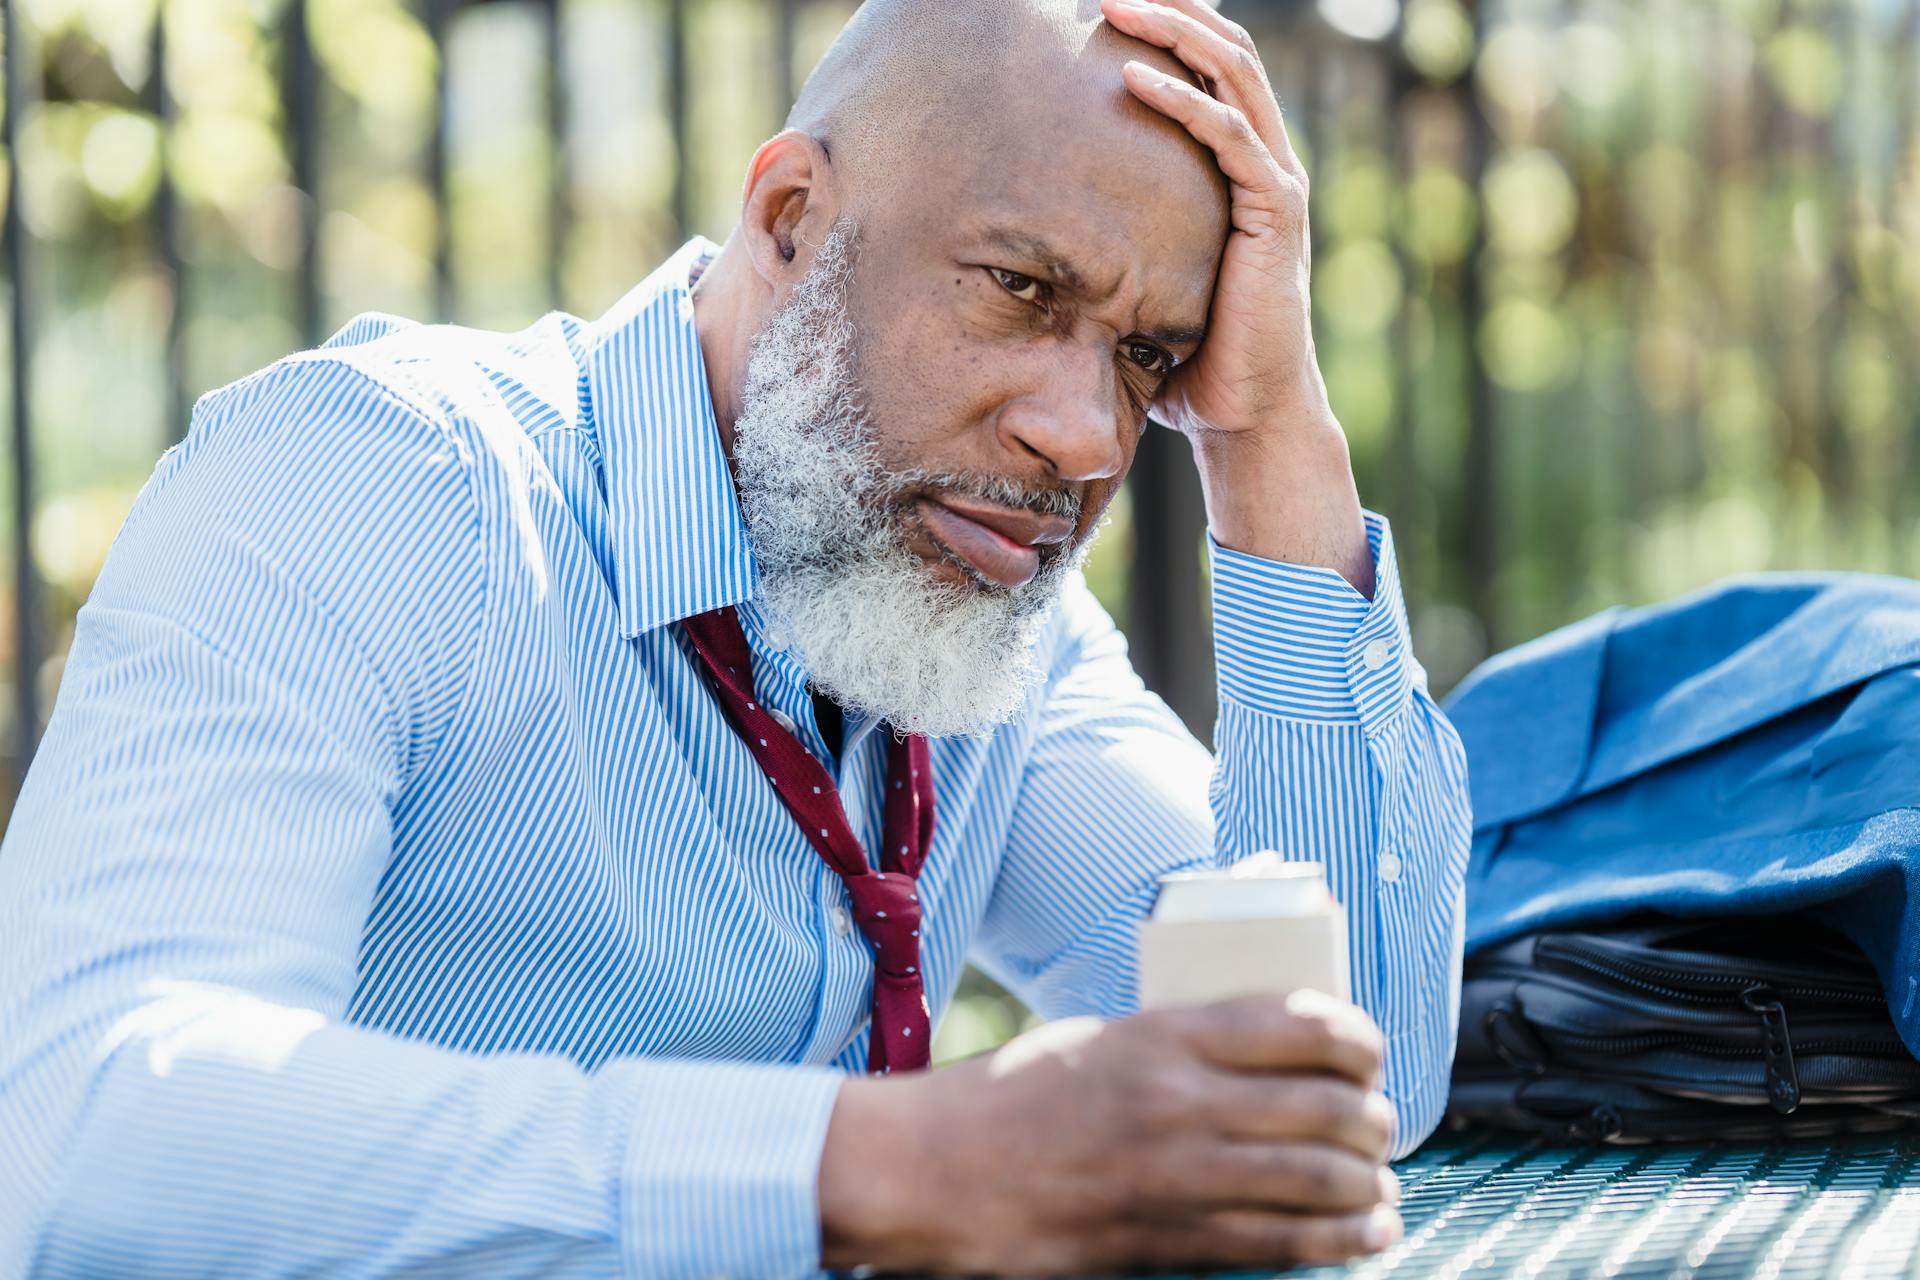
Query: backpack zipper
[
  {"left": 1544, "top": 983, "right": 1909, "bottom": 1114},
  {"left": 1536, "top": 937, "right": 1884, "bottom": 1007},
  {"left": 1743, "top": 985, "right": 1801, "bottom": 1112},
  {"left": 1549, "top": 1030, "right": 1906, "bottom": 1057}
]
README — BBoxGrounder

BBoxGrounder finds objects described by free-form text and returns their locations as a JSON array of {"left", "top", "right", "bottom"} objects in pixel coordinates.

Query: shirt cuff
[
  {"left": 1209, "top": 511, "right": 1415, "bottom": 732},
  {"left": 620, "top": 1059, "right": 847, "bottom": 1280}
]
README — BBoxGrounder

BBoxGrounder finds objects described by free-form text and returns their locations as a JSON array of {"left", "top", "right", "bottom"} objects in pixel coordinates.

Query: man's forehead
[
  {"left": 797, "top": 0, "right": 1225, "bottom": 230},
  {"left": 927, "top": 42, "right": 1226, "bottom": 263},
  {"left": 911, "top": 124, "right": 1224, "bottom": 322}
]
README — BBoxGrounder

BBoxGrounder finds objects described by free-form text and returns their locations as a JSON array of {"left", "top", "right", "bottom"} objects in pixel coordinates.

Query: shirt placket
[
  {"left": 813, "top": 729, "right": 893, "bottom": 1062},
  {"left": 737, "top": 618, "right": 887, "bottom": 1065}
]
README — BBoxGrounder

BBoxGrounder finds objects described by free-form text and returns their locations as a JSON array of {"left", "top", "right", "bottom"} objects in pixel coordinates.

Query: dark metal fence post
[
  {"left": 1459, "top": 0, "right": 1497, "bottom": 648},
  {"left": 427, "top": 0, "right": 453, "bottom": 320},
  {"left": 1126, "top": 429, "right": 1214, "bottom": 740},
  {"left": 153, "top": 0, "right": 187, "bottom": 439},
  {"left": 4, "top": 0, "right": 41, "bottom": 771},
  {"left": 546, "top": 0, "right": 566, "bottom": 308},
  {"left": 283, "top": 0, "right": 320, "bottom": 344},
  {"left": 1385, "top": 30, "right": 1421, "bottom": 604},
  {"left": 776, "top": 0, "right": 798, "bottom": 121},
  {"left": 668, "top": 0, "right": 690, "bottom": 240}
]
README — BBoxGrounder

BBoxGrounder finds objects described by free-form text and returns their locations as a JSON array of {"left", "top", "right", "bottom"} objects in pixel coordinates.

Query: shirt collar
[{"left": 584, "top": 237, "right": 758, "bottom": 638}]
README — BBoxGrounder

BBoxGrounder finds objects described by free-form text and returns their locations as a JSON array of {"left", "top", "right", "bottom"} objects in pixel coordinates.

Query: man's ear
[{"left": 740, "top": 129, "right": 837, "bottom": 288}]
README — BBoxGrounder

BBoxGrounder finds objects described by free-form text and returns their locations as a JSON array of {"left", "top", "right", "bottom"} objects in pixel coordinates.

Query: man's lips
[{"left": 916, "top": 495, "right": 1073, "bottom": 589}]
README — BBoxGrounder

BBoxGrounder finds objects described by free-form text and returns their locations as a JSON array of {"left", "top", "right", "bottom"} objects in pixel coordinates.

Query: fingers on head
[
  {"left": 1121, "top": 1, "right": 1264, "bottom": 90},
  {"left": 1203, "top": 99, "right": 1274, "bottom": 186},
  {"left": 1138, "top": 0, "right": 1261, "bottom": 59},
  {"left": 1110, "top": 1, "right": 1314, "bottom": 192},
  {"left": 1125, "top": 70, "right": 1286, "bottom": 197},
  {"left": 1108, "top": 1, "right": 1277, "bottom": 137},
  {"left": 1206, "top": 28, "right": 1267, "bottom": 101},
  {"left": 1214, "top": 98, "right": 1257, "bottom": 145}
]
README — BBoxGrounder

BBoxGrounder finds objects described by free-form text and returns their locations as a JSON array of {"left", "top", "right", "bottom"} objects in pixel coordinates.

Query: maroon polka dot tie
[{"left": 682, "top": 605, "right": 936, "bottom": 1074}]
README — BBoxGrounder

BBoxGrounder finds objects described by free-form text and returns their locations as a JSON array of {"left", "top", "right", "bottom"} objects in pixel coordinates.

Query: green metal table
[{"left": 1289, "top": 1126, "right": 1920, "bottom": 1278}]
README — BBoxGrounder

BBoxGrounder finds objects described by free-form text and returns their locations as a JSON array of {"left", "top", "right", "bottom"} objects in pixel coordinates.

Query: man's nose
[{"left": 993, "top": 344, "right": 1126, "bottom": 483}]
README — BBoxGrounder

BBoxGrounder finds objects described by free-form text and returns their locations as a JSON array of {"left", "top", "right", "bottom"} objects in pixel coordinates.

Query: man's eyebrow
[
  {"left": 1142, "top": 324, "right": 1207, "bottom": 349},
  {"left": 981, "top": 228, "right": 1208, "bottom": 347},
  {"left": 982, "top": 229, "right": 1091, "bottom": 294}
]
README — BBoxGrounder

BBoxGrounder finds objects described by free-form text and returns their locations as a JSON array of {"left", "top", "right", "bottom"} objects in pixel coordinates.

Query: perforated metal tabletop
[{"left": 1289, "top": 1126, "right": 1920, "bottom": 1278}]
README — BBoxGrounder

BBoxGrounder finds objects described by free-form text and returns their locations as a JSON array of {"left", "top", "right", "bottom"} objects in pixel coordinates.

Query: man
[{"left": 0, "top": 0, "right": 1470, "bottom": 1274}]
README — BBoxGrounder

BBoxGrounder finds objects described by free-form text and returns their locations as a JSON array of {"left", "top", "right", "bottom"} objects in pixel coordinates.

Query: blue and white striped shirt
[{"left": 0, "top": 239, "right": 1472, "bottom": 1278}]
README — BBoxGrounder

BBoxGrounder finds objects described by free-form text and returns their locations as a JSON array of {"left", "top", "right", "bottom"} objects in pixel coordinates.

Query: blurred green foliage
[{"left": 3, "top": 0, "right": 1918, "bottom": 1062}]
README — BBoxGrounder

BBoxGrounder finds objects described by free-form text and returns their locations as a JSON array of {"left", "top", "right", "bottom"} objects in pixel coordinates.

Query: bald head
[{"left": 788, "top": 0, "right": 1221, "bottom": 216}]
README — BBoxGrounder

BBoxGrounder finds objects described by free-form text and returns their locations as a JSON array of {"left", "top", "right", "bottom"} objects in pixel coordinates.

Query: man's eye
[
  {"left": 990, "top": 268, "right": 1044, "bottom": 304},
  {"left": 1122, "top": 341, "right": 1173, "bottom": 375}
]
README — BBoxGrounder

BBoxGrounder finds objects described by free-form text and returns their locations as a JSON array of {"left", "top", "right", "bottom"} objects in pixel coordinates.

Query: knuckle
[
  {"left": 1220, "top": 18, "right": 1255, "bottom": 51},
  {"left": 1274, "top": 173, "right": 1310, "bottom": 218},
  {"left": 1249, "top": 1143, "right": 1306, "bottom": 1196},
  {"left": 1142, "top": 1065, "right": 1211, "bottom": 1132},
  {"left": 1294, "top": 1009, "right": 1341, "bottom": 1059},
  {"left": 1228, "top": 44, "right": 1261, "bottom": 83},
  {"left": 1278, "top": 1076, "right": 1345, "bottom": 1135},
  {"left": 1320, "top": 1078, "right": 1373, "bottom": 1135},
  {"left": 1358, "top": 1022, "right": 1387, "bottom": 1070},
  {"left": 1209, "top": 993, "right": 1265, "bottom": 1038},
  {"left": 1154, "top": 1001, "right": 1213, "bottom": 1054},
  {"left": 1364, "top": 1091, "right": 1396, "bottom": 1147},
  {"left": 1304, "top": 1155, "right": 1350, "bottom": 1204}
]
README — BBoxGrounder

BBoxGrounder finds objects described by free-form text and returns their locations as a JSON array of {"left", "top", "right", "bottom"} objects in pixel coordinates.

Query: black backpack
[{"left": 1450, "top": 917, "right": 1920, "bottom": 1142}]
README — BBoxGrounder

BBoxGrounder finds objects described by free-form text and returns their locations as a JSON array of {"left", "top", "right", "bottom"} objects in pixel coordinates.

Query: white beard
[{"left": 729, "top": 223, "right": 1089, "bottom": 738}]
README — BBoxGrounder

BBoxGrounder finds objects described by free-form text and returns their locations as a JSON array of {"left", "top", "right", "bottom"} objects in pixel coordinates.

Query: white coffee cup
[{"left": 1138, "top": 852, "right": 1351, "bottom": 1009}]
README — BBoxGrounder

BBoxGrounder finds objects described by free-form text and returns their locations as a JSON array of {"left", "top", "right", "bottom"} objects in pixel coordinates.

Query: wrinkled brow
[
  {"left": 981, "top": 227, "right": 1207, "bottom": 347},
  {"left": 982, "top": 228, "right": 1094, "bottom": 295},
  {"left": 1143, "top": 322, "right": 1207, "bottom": 348}
]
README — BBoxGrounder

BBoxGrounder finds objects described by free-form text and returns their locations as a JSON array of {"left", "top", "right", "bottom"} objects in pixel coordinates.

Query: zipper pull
[
  {"left": 1743, "top": 984, "right": 1800, "bottom": 1114},
  {"left": 1484, "top": 999, "right": 1549, "bottom": 1076}
]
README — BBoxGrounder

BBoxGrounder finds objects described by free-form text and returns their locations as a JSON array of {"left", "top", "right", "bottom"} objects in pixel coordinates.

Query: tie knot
[{"left": 844, "top": 873, "right": 923, "bottom": 970}]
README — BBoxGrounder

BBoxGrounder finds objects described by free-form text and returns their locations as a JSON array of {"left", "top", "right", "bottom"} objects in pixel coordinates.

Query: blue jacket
[{"left": 1445, "top": 573, "right": 1920, "bottom": 1058}]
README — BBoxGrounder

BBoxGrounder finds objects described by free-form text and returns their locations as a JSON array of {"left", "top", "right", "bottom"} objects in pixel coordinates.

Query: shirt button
[
  {"left": 769, "top": 708, "right": 798, "bottom": 735},
  {"left": 1378, "top": 850, "right": 1403, "bottom": 883},
  {"left": 1362, "top": 638, "right": 1392, "bottom": 672},
  {"left": 830, "top": 906, "right": 852, "bottom": 937}
]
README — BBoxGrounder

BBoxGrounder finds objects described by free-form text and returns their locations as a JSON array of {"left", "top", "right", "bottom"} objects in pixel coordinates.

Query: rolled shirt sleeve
[
  {"left": 1208, "top": 514, "right": 1473, "bottom": 1158},
  {"left": 977, "top": 512, "right": 1470, "bottom": 1162}
]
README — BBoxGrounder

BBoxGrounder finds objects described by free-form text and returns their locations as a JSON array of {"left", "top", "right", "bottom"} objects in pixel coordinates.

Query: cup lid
[{"left": 1151, "top": 854, "right": 1330, "bottom": 923}]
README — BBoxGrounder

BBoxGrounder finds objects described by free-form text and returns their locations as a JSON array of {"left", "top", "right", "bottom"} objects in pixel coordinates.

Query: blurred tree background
[{"left": 1, "top": 0, "right": 1916, "bottom": 1062}]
